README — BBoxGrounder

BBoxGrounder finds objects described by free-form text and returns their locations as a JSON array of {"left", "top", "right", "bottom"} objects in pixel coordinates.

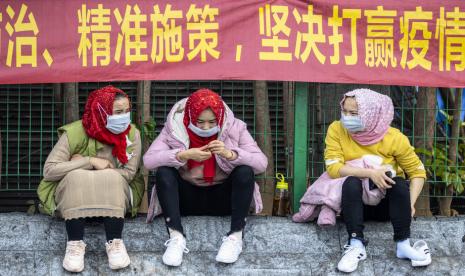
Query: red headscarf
[
  {"left": 82, "top": 85, "right": 131, "bottom": 164},
  {"left": 183, "top": 89, "right": 225, "bottom": 183}
]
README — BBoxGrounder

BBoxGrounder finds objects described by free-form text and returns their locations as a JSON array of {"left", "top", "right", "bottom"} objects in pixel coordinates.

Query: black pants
[
  {"left": 155, "top": 165, "right": 255, "bottom": 236},
  {"left": 65, "top": 217, "right": 124, "bottom": 242},
  {"left": 341, "top": 176, "right": 411, "bottom": 242}
]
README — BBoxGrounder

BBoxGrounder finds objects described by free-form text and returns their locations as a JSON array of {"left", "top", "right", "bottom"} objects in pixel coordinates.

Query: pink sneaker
[
  {"left": 105, "top": 239, "right": 131, "bottom": 270},
  {"left": 62, "top": 240, "right": 86, "bottom": 272}
]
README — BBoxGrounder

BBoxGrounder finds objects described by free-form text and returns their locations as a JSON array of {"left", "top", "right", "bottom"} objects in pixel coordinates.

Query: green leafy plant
[
  {"left": 416, "top": 146, "right": 465, "bottom": 194},
  {"left": 136, "top": 117, "right": 157, "bottom": 145}
]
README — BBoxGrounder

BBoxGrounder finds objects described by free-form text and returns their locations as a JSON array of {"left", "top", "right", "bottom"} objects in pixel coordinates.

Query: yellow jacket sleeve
[
  {"left": 393, "top": 133, "right": 427, "bottom": 180},
  {"left": 324, "top": 122, "right": 345, "bottom": 179}
]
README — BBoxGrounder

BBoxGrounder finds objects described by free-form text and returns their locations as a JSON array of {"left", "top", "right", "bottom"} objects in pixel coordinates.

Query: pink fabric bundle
[
  {"left": 341, "top": 89, "right": 394, "bottom": 146},
  {"left": 292, "top": 157, "right": 387, "bottom": 226}
]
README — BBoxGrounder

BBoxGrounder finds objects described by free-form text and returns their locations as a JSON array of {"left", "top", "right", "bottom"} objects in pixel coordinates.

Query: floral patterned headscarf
[{"left": 340, "top": 88, "right": 394, "bottom": 146}]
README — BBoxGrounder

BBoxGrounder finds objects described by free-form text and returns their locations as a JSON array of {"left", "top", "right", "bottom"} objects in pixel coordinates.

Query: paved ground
[{"left": 0, "top": 213, "right": 463, "bottom": 275}]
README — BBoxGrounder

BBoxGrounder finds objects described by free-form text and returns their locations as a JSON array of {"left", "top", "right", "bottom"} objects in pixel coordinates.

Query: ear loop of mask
[
  {"left": 188, "top": 109, "right": 194, "bottom": 128},
  {"left": 97, "top": 102, "right": 109, "bottom": 124}
]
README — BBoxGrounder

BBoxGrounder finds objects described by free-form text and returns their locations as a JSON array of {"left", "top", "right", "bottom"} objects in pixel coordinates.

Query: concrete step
[
  {"left": 0, "top": 213, "right": 464, "bottom": 275},
  {"left": 3, "top": 250, "right": 465, "bottom": 276}
]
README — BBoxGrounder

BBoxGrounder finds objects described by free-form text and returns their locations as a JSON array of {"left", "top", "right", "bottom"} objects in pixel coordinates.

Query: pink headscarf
[{"left": 340, "top": 89, "right": 394, "bottom": 146}]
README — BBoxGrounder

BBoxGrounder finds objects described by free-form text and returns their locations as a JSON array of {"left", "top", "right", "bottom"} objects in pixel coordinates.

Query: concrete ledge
[{"left": 0, "top": 213, "right": 463, "bottom": 275}]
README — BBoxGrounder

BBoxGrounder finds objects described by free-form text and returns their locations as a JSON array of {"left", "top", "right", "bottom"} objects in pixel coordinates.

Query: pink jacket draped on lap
[{"left": 292, "top": 157, "right": 387, "bottom": 226}]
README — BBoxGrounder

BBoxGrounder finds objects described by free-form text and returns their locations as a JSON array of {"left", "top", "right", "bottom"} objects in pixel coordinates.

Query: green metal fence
[
  {"left": 0, "top": 81, "right": 291, "bottom": 212},
  {"left": 0, "top": 84, "right": 57, "bottom": 191},
  {"left": 1, "top": 82, "right": 464, "bottom": 215}
]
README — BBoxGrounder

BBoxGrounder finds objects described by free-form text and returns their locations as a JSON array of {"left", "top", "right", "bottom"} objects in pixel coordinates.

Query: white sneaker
[
  {"left": 337, "top": 244, "right": 367, "bottom": 273},
  {"left": 62, "top": 240, "right": 86, "bottom": 273},
  {"left": 162, "top": 236, "right": 189, "bottom": 267},
  {"left": 105, "top": 239, "right": 131, "bottom": 270},
  {"left": 411, "top": 240, "right": 431, "bottom": 267},
  {"left": 215, "top": 235, "right": 243, "bottom": 264}
]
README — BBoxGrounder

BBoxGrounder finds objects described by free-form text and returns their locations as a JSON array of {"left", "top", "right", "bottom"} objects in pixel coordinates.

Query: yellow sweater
[{"left": 324, "top": 121, "right": 427, "bottom": 180}]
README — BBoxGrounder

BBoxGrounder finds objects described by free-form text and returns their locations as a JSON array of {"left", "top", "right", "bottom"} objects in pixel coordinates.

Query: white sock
[
  {"left": 168, "top": 228, "right": 184, "bottom": 240},
  {"left": 349, "top": 238, "right": 365, "bottom": 249},
  {"left": 229, "top": 231, "right": 242, "bottom": 240},
  {"left": 396, "top": 239, "right": 426, "bottom": 261}
]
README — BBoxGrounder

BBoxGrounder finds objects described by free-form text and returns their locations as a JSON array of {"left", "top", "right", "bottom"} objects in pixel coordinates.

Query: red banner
[{"left": 0, "top": 0, "right": 465, "bottom": 87}]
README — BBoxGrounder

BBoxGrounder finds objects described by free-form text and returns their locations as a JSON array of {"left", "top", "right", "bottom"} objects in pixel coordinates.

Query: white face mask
[
  {"left": 188, "top": 121, "right": 220, "bottom": 137},
  {"left": 98, "top": 103, "right": 131, "bottom": 134}
]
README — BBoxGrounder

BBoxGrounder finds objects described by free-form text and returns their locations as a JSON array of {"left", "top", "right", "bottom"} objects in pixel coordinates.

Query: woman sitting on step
[
  {"left": 325, "top": 89, "right": 430, "bottom": 273},
  {"left": 37, "top": 86, "right": 144, "bottom": 273},
  {"left": 144, "top": 88, "right": 267, "bottom": 266}
]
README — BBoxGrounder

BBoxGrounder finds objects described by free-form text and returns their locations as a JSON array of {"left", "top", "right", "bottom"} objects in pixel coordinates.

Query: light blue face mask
[
  {"left": 106, "top": 112, "right": 131, "bottom": 134},
  {"left": 98, "top": 103, "right": 131, "bottom": 134},
  {"left": 188, "top": 122, "right": 220, "bottom": 137},
  {"left": 341, "top": 114, "right": 364, "bottom": 133}
]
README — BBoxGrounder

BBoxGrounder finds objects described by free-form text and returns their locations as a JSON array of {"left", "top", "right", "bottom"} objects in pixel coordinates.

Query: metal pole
[{"left": 292, "top": 82, "right": 309, "bottom": 213}]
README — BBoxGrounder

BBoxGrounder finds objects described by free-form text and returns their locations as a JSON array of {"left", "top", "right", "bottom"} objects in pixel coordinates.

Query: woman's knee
[
  {"left": 155, "top": 166, "right": 179, "bottom": 187},
  {"left": 342, "top": 176, "right": 363, "bottom": 196},
  {"left": 155, "top": 166, "right": 176, "bottom": 179},
  {"left": 230, "top": 165, "right": 255, "bottom": 185},
  {"left": 63, "top": 169, "right": 87, "bottom": 180},
  {"left": 389, "top": 177, "right": 410, "bottom": 196}
]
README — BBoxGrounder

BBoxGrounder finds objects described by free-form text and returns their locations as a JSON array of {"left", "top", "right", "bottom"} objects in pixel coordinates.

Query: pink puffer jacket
[{"left": 143, "top": 98, "right": 268, "bottom": 222}]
